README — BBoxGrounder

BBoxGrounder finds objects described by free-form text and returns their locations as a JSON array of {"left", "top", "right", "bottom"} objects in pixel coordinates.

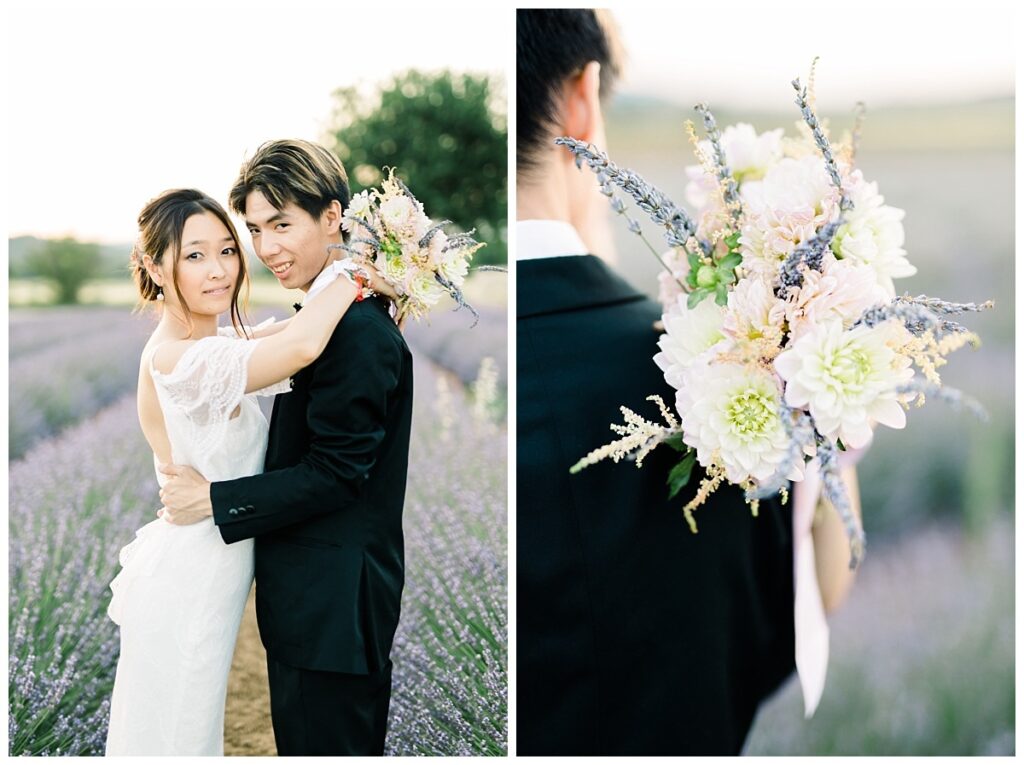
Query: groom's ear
[
  {"left": 562, "top": 60, "right": 603, "bottom": 145},
  {"left": 321, "top": 199, "right": 343, "bottom": 235}
]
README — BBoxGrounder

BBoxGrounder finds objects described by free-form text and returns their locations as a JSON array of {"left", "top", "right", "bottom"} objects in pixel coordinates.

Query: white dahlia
[
  {"left": 831, "top": 170, "right": 914, "bottom": 296},
  {"left": 685, "top": 123, "right": 785, "bottom": 210},
  {"left": 342, "top": 191, "right": 374, "bottom": 233},
  {"left": 774, "top": 320, "right": 914, "bottom": 448},
  {"left": 675, "top": 360, "right": 791, "bottom": 483},
  {"left": 406, "top": 269, "right": 446, "bottom": 308},
  {"left": 654, "top": 295, "right": 728, "bottom": 389}
]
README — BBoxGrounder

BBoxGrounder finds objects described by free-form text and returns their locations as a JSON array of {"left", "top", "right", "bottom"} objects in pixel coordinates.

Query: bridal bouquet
[
  {"left": 335, "top": 168, "right": 487, "bottom": 324},
  {"left": 563, "top": 67, "right": 991, "bottom": 567}
]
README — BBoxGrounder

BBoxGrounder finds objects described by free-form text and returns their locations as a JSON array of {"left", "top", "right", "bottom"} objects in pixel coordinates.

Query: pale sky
[
  {"left": 612, "top": 2, "right": 1015, "bottom": 110},
  {"left": 7, "top": 1, "right": 508, "bottom": 243},
  {"left": 7, "top": 3, "right": 1017, "bottom": 242}
]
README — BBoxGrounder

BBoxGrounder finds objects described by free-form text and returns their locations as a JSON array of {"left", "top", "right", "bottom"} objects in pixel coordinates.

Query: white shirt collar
[{"left": 515, "top": 219, "right": 589, "bottom": 262}]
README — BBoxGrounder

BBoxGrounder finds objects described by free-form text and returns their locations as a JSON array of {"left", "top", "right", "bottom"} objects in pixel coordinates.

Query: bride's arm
[
  {"left": 151, "top": 274, "right": 360, "bottom": 394},
  {"left": 243, "top": 275, "right": 360, "bottom": 392},
  {"left": 248, "top": 318, "right": 292, "bottom": 337}
]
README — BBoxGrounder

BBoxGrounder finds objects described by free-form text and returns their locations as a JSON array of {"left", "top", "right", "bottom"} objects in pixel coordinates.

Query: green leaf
[
  {"left": 686, "top": 249, "right": 702, "bottom": 272},
  {"left": 663, "top": 434, "right": 687, "bottom": 452},
  {"left": 667, "top": 451, "right": 697, "bottom": 500},
  {"left": 714, "top": 282, "right": 728, "bottom": 305},
  {"left": 687, "top": 288, "right": 709, "bottom": 309},
  {"left": 718, "top": 252, "right": 742, "bottom": 272},
  {"left": 724, "top": 231, "right": 742, "bottom": 251},
  {"left": 836, "top": 439, "right": 847, "bottom": 452}
]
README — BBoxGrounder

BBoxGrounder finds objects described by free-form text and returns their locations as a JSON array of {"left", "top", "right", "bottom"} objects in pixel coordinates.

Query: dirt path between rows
[{"left": 223, "top": 589, "right": 276, "bottom": 756}]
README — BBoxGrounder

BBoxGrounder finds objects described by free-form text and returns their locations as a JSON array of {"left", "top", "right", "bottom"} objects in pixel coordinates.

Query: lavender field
[
  {"left": 604, "top": 100, "right": 1014, "bottom": 755},
  {"left": 8, "top": 305, "right": 507, "bottom": 756}
]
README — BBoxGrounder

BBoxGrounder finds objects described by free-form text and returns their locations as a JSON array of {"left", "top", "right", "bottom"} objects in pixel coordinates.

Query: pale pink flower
[
  {"left": 722, "top": 274, "right": 787, "bottom": 349},
  {"left": 785, "top": 254, "right": 890, "bottom": 340}
]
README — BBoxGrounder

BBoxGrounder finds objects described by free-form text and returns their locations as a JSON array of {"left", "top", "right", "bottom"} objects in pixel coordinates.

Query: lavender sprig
[
  {"left": 435, "top": 272, "right": 480, "bottom": 328},
  {"left": 816, "top": 435, "right": 865, "bottom": 569},
  {"left": 350, "top": 214, "right": 385, "bottom": 244},
  {"left": 419, "top": 221, "right": 454, "bottom": 249},
  {"left": 897, "top": 379, "right": 988, "bottom": 421},
  {"left": 693, "top": 102, "right": 741, "bottom": 222},
  {"left": 329, "top": 238, "right": 384, "bottom": 256},
  {"left": 595, "top": 169, "right": 688, "bottom": 290},
  {"left": 444, "top": 229, "right": 479, "bottom": 253},
  {"left": 792, "top": 77, "right": 852, "bottom": 212},
  {"left": 555, "top": 136, "right": 711, "bottom": 255},
  {"left": 746, "top": 407, "right": 816, "bottom": 501},
  {"left": 894, "top": 294, "right": 994, "bottom": 316},
  {"left": 778, "top": 220, "right": 843, "bottom": 292},
  {"left": 854, "top": 297, "right": 981, "bottom": 338}
]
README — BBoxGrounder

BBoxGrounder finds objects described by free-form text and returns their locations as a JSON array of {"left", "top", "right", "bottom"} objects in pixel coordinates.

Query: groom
[
  {"left": 159, "top": 139, "right": 413, "bottom": 756},
  {"left": 517, "top": 10, "right": 795, "bottom": 755}
]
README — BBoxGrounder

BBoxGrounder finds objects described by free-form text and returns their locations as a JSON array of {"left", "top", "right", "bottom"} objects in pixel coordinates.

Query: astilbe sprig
[{"left": 569, "top": 396, "right": 681, "bottom": 474}]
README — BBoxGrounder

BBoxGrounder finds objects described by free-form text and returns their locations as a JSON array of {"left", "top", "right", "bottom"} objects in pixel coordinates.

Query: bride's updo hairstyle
[{"left": 130, "top": 189, "right": 249, "bottom": 335}]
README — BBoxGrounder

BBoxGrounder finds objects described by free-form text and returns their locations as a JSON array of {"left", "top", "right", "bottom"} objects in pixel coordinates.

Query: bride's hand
[{"left": 363, "top": 265, "right": 399, "bottom": 301}]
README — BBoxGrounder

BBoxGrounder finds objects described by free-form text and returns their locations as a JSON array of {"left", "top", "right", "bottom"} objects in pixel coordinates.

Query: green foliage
[
  {"left": 667, "top": 450, "right": 697, "bottom": 500},
  {"left": 327, "top": 69, "right": 507, "bottom": 265},
  {"left": 684, "top": 236, "right": 742, "bottom": 308},
  {"left": 24, "top": 238, "right": 102, "bottom": 304}
]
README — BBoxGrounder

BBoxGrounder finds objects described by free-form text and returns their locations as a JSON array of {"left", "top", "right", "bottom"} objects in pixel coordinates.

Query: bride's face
[
  {"left": 243, "top": 189, "right": 340, "bottom": 293},
  {"left": 161, "top": 212, "right": 241, "bottom": 316}
]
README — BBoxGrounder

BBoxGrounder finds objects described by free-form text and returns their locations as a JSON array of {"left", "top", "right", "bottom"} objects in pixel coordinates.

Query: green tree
[
  {"left": 25, "top": 237, "right": 102, "bottom": 304},
  {"left": 328, "top": 69, "right": 507, "bottom": 265}
]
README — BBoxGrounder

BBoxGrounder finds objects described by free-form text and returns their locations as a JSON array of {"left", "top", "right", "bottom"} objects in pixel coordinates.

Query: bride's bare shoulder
[{"left": 148, "top": 339, "right": 199, "bottom": 376}]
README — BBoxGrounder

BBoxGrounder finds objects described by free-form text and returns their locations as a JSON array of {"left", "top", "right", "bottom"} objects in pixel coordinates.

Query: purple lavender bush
[
  {"left": 8, "top": 397, "right": 156, "bottom": 755},
  {"left": 385, "top": 357, "right": 507, "bottom": 756},
  {"left": 9, "top": 309, "right": 507, "bottom": 757}
]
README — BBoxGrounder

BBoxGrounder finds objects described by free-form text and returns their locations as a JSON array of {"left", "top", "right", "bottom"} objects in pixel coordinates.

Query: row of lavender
[
  {"left": 9, "top": 308, "right": 152, "bottom": 459},
  {"left": 9, "top": 310, "right": 507, "bottom": 755},
  {"left": 386, "top": 356, "right": 506, "bottom": 755}
]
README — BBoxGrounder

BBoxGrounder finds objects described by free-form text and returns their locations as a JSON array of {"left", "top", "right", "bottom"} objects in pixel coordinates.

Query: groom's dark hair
[
  {"left": 517, "top": 9, "right": 622, "bottom": 175},
  {"left": 229, "top": 139, "right": 350, "bottom": 221}
]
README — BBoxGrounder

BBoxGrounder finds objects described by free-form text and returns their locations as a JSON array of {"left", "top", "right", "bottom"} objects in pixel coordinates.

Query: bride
[{"left": 104, "top": 188, "right": 393, "bottom": 755}]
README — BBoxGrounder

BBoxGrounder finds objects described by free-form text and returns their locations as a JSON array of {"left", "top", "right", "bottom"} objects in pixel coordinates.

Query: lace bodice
[{"left": 149, "top": 334, "right": 290, "bottom": 484}]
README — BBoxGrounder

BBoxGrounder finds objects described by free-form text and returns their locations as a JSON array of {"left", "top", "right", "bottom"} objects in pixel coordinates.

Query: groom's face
[{"left": 243, "top": 190, "right": 333, "bottom": 293}]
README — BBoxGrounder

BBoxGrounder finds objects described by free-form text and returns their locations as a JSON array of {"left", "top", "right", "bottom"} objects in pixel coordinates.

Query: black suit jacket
[
  {"left": 517, "top": 255, "right": 794, "bottom": 755},
  {"left": 211, "top": 297, "right": 413, "bottom": 675}
]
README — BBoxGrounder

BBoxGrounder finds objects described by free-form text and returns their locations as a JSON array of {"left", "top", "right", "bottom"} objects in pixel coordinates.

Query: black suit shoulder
[{"left": 328, "top": 298, "right": 407, "bottom": 354}]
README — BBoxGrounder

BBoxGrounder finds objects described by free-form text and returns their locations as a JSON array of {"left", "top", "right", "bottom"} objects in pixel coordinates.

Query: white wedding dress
[{"left": 105, "top": 331, "right": 289, "bottom": 756}]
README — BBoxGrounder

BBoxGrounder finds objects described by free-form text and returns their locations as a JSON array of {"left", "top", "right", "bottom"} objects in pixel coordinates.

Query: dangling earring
[{"left": 156, "top": 287, "right": 164, "bottom": 301}]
